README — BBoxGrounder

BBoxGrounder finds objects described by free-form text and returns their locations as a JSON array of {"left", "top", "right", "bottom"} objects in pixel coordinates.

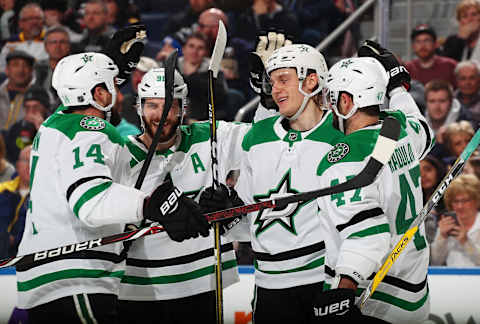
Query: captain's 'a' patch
[
  {"left": 327, "top": 143, "right": 349, "bottom": 163},
  {"left": 80, "top": 116, "right": 106, "bottom": 130}
]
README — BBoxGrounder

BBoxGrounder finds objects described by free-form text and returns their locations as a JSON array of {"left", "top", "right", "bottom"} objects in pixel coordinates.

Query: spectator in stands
[
  {"left": 155, "top": 35, "right": 183, "bottom": 62},
  {"left": 232, "top": 0, "right": 299, "bottom": 50},
  {"left": 0, "top": 144, "right": 30, "bottom": 257},
  {"left": 0, "top": 2, "right": 48, "bottom": 71},
  {"left": 110, "top": 86, "right": 140, "bottom": 136},
  {"left": 178, "top": 32, "right": 209, "bottom": 76},
  {"left": 431, "top": 174, "right": 480, "bottom": 266},
  {"left": 0, "top": 134, "right": 14, "bottom": 182},
  {"left": 196, "top": 8, "right": 229, "bottom": 54},
  {"left": 122, "top": 56, "right": 159, "bottom": 128},
  {"left": 161, "top": 0, "right": 214, "bottom": 42},
  {"left": 0, "top": 0, "right": 15, "bottom": 41},
  {"left": 455, "top": 60, "right": 480, "bottom": 124},
  {"left": 420, "top": 155, "right": 447, "bottom": 243},
  {"left": 424, "top": 79, "right": 472, "bottom": 137},
  {"left": 34, "top": 26, "right": 71, "bottom": 108},
  {"left": 39, "top": 0, "right": 82, "bottom": 43},
  {"left": 75, "top": 0, "right": 115, "bottom": 52},
  {"left": 0, "top": 50, "right": 35, "bottom": 130},
  {"left": 442, "top": 121, "right": 475, "bottom": 167},
  {"left": 442, "top": 0, "right": 480, "bottom": 62},
  {"left": 294, "top": 0, "right": 358, "bottom": 57},
  {"left": 406, "top": 24, "right": 457, "bottom": 87},
  {"left": 4, "top": 86, "right": 50, "bottom": 163},
  {"left": 105, "top": 0, "right": 139, "bottom": 29}
]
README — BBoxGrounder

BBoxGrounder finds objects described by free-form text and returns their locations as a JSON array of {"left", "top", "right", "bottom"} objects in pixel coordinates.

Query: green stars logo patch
[
  {"left": 80, "top": 116, "right": 106, "bottom": 130},
  {"left": 327, "top": 143, "right": 349, "bottom": 163}
]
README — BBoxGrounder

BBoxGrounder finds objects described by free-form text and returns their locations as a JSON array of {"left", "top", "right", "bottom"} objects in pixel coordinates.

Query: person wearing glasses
[
  {"left": 431, "top": 174, "right": 480, "bottom": 266},
  {"left": 0, "top": 2, "right": 48, "bottom": 71}
]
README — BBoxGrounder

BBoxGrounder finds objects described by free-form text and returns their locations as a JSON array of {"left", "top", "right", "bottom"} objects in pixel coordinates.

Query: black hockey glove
[
  {"left": 311, "top": 288, "right": 362, "bottom": 323},
  {"left": 143, "top": 181, "right": 210, "bottom": 242},
  {"left": 105, "top": 24, "right": 147, "bottom": 86},
  {"left": 358, "top": 40, "right": 411, "bottom": 96},
  {"left": 200, "top": 183, "right": 245, "bottom": 235}
]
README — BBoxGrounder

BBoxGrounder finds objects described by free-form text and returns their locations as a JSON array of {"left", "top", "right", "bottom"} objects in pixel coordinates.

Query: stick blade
[{"left": 209, "top": 20, "right": 227, "bottom": 78}]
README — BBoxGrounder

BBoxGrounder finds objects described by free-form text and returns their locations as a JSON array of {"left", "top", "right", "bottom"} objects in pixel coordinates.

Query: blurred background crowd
[{"left": 0, "top": 0, "right": 479, "bottom": 269}]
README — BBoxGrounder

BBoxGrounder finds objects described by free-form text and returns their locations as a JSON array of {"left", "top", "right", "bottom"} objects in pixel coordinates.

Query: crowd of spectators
[{"left": 0, "top": 0, "right": 480, "bottom": 268}]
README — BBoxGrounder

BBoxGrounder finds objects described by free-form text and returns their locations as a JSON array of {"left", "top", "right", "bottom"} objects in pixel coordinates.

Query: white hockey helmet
[
  {"left": 326, "top": 57, "right": 388, "bottom": 122},
  {"left": 136, "top": 67, "right": 188, "bottom": 131},
  {"left": 266, "top": 44, "right": 328, "bottom": 120},
  {"left": 52, "top": 52, "right": 118, "bottom": 113}
]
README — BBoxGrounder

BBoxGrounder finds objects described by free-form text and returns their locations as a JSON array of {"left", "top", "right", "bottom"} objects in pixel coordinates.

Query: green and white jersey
[
  {"left": 317, "top": 93, "right": 433, "bottom": 323},
  {"left": 235, "top": 111, "right": 343, "bottom": 289},
  {"left": 119, "top": 121, "right": 249, "bottom": 301},
  {"left": 17, "top": 109, "right": 146, "bottom": 309}
]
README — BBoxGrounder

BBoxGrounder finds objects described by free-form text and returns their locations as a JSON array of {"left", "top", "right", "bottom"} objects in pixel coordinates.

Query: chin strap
[{"left": 287, "top": 79, "right": 322, "bottom": 121}]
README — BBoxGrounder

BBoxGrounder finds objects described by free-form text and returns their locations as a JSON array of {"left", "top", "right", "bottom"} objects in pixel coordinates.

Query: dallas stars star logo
[
  {"left": 340, "top": 59, "right": 354, "bottom": 68},
  {"left": 253, "top": 170, "right": 311, "bottom": 236}
]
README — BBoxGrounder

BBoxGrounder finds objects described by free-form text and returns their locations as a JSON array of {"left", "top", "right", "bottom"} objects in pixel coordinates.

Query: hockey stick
[
  {"left": 357, "top": 127, "right": 480, "bottom": 309},
  {"left": 0, "top": 117, "right": 400, "bottom": 269},
  {"left": 121, "top": 49, "right": 177, "bottom": 254},
  {"left": 208, "top": 20, "right": 227, "bottom": 324}
]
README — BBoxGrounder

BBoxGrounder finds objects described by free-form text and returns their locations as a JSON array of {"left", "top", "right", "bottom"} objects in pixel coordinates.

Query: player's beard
[{"left": 145, "top": 115, "right": 181, "bottom": 144}]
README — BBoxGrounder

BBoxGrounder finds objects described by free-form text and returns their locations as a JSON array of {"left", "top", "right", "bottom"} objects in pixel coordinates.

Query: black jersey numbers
[{"left": 73, "top": 144, "right": 106, "bottom": 169}]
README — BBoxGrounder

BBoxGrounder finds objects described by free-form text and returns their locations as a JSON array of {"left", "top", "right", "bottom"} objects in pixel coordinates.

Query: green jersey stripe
[
  {"left": 121, "top": 259, "right": 237, "bottom": 285},
  {"left": 254, "top": 256, "right": 324, "bottom": 275},
  {"left": 73, "top": 181, "right": 112, "bottom": 217},
  {"left": 17, "top": 269, "right": 124, "bottom": 291},
  {"left": 348, "top": 224, "right": 390, "bottom": 239},
  {"left": 324, "top": 283, "right": 429, "bottom": 311}
]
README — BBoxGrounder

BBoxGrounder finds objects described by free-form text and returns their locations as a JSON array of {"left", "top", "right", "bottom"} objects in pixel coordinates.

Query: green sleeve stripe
[
  {"left": 323, "top": 283, "right": 429, "bottom": 311},
  {"left": 347, "top": 223, "right": 390, "bottom": 238},
  {"left": 121, "top": 259, "right": 237, "bottom": 285},
  {"left": 254, "top": 256, "right": 324, "bottom": 274},
  {"left": 73, "top": 181, "right": 113, "bottom": 218},
  {"left": 17, "top": 269, "right": 124, "bottom": 291}
]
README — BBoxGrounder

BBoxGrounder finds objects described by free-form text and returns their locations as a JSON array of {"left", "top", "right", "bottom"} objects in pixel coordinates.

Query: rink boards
[{"left": 0, "top": 266, "right": 479, "bottom": 324}]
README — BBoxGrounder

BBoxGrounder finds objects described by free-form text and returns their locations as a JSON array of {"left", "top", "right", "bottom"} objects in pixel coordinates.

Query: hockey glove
[
  {"left": 143, "top": 181, "right": 210, "bottom": 242},
  {"left": 200, "top": 183, "right": 245, "bottom": 235},
  {"left": 311, "top": 288, "right": 362, "bottom": 323},
  {"left": 105, "top": 24, "right": 147, "bottom": 86},
  {"left": 248, "top": 31, "right": 292, "bottom": 110},
  {"left": 357, "top": 40, "right": 411, "bottom": 96}
]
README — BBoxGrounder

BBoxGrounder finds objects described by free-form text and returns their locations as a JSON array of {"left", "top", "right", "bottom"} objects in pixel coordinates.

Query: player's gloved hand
[
  {"left": 200, "top": 183, "right": 245, "bottom": 235},
  {"left": 143, "top": 181, "right": 210, "bottom": 242},
  {"left": 311, "top": 288, "right": 362, "bottom": 323},
  {"left": 357, "top": 40, "right": 411, "bottom": 96},
  {"left": 105, "top": 24, "right": 147, "bottom": 86},
  {"left": 248, "top": 31, "right": 292, "bottom": 110}
]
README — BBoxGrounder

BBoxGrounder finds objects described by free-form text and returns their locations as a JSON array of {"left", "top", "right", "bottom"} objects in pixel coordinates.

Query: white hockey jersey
[
  {"left": 235, "top": 111, "right": 344, "bottom": 289},
  {"left": 17, "top": 109, "right": 146, "bottom": 309},
  {"left": 316, "top": 92, "right": 434, "bottom": 323},
  {"left": 119, "top": 121, "right": 249, "bottom": 301}
]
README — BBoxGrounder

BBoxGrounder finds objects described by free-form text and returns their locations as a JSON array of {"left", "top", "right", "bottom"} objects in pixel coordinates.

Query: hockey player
[
  {"left": 313, "top": 43, "right": 433, "bottom": 323},
  {"left": 117, "top": 68, "right": 249, "bottom": 324},
  {"left": 201, "top": 43, "right": 345, "bottom": 324},
  {"left": 15, "top": 31, "right": 210, "bottom": 323}
]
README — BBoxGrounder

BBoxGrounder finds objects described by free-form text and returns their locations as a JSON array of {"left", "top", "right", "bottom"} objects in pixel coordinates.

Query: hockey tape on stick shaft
[
  {"left": 357, "top": 127, "right": 480, "bottom": 309},
  {"left": 208, "top": 20, "right": 227, "bottom": 324},
  {"left": 0, "top": 118, "right": 400, "bottom": 269}
]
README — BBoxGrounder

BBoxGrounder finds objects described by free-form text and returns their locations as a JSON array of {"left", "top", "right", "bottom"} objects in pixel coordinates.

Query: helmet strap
[{"left": 287, "top": 79, "right": 322, "bottom": 121}]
